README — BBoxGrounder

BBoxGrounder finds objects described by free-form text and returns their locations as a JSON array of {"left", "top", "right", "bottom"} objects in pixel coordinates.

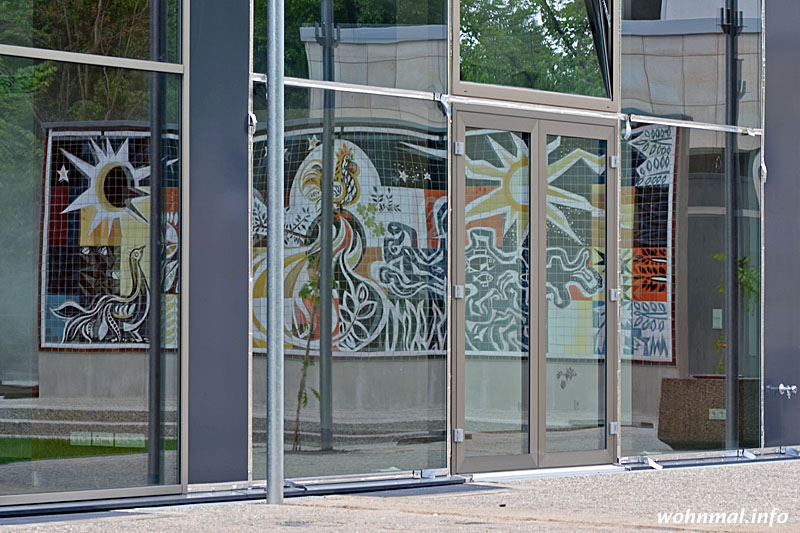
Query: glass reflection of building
[{"left": 0, "top": 0, "right": 785, "bottom": 511}]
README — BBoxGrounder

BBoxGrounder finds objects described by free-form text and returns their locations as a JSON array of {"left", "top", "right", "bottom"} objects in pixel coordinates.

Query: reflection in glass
[
  {"left": 251, "top": 85, "right": 447, "bottom": 478},
  {"left": 0, "top": 56, "right": 181, "bottom": 494},
  {"left": 253, "top": 0, "right": 446, "bottom": 93},
  {"left": 0, "top": 0, "right": 181, "bottom": 63},
  {"left": 462, "top": 129, "right": 530, "bottom": 458},
  {"left": 620, "top": 124, "right": 761, "bottom": 456},
  {"left": 460, "top": 0, "right": 610, "bottom": 97},
  {"left": 622, "top": 0, "right": 763, "bottom": 128},
  {"left": 544, "top": 134, "right": 606, "bottom": 453}
]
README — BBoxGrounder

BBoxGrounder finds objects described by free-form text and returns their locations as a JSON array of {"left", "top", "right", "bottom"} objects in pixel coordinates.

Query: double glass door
[{"left": 451, "top": 109, "right": 617, "bottom": 473}]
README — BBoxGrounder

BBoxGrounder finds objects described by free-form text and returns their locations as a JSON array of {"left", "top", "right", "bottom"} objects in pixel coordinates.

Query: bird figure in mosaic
[{"left": 51, "top": 246, "right": 150, "bottom": 344}]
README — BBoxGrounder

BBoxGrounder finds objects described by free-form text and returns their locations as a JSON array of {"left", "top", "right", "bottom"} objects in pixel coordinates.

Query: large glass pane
[
  {"left": 254, "top": 0, "right": 446, "bottom": 93},
  {"left": 0, "top": 0, "right": 181, "bottom": 63},
  {"left": 460, "top": 0, "right": 611, "bottom": 97},
  {"left": 622, "top": 0, "right": 763, "bottom": 128},
  {"left": 0, "top": 56, "right": 181, "bottom": 494},
  {"left": 251, "top": 85, "right": 447, "bottom": 478},
  {"left": 544, "top": 133, "right": 606, "bottom": 453},
  {"left": 463, "top": 129, "right": 530, "bottom": 457},
  {"left": 620, "top": 123, "right": 761, "bottom": 456}
]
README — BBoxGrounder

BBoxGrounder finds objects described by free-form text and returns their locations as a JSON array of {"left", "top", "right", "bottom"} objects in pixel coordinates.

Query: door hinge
[
  {"left": 608, "top": 288, "right": 620, "bottom": 302},
  {"left": 453, "top": 428, "right": 465, "bottom": 443},
  {"left": 453, "top": 141, "right": 465, "bottom": 156},
  {"left": 608, "top": 421, "right": 618, "bottom": 435},
  {"left": 452, "top": 285, "right": 465, "bottom": 299},
  {"left": 609, "top": 155, "right": 619, "bottom": 168}
]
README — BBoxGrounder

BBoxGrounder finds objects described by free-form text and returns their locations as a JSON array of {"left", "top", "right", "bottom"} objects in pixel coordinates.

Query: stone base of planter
[{"left": 658, "top": 376, "right": 759, "bottom": 450}]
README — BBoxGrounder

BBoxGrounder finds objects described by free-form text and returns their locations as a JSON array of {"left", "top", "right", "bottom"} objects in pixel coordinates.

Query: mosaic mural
[
  {"left": 252, "top": 126, "right": 448, "bottom": 356},
  {"left": 40, "top": 127, "right": 180, "bottom": 350},
  {"left": 621, "top": 124, "right": 677, "bottom": 363},
  {"left": 253, "top": 124, "right": 610, "bottom": 360},
  {"left": 543, "top": 134, "right": 607, "bottom": 360}
]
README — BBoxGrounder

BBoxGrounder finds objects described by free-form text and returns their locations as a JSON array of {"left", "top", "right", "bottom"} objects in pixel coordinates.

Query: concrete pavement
[{"left": 2, "top": 459, "right": 800, "bottom": 531}]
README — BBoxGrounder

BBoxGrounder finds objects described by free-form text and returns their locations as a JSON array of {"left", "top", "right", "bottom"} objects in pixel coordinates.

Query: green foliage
[
  {"left": 712, "top": 253, "right": 761, "bottom": 315},
  {"left": 460, "top": 0, "right": 606, "bottom": 96},
  {"left": 292, "top": 241, "right": 337, "bottom": 450},
  {"left": 712, "top": 253, "right": 761, "bottom": 374},
  {"left": 0, "top": 437, "right": 177, "bottom": 466},
  {"left": 357, "top": 203, "right": 385, "bottom": 237}
]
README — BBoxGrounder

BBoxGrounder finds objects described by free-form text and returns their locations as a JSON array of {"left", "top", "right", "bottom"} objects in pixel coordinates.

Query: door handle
[{"left": 766, "top": 383, "right": 798, "bottom": 399}]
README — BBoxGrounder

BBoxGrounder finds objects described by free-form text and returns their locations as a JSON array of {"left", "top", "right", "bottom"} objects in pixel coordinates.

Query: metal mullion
[
  {"left": 178, "top": 0, "right": 190, "bottom": 495},
  {"left": 0, "top": 44, "right": 183, "bottom": 74},
  {"left": 607, "top": 123, "right": 620, "bottom": 464},
  {"left": 530, "top": 119, "right": 542, "bottom": 467},
  {"left": 628, "top": 114, "right": 762, "bottom": 136},
  {"left": 449, "top": 95, "right": 620, "bottom": 123},
  {"left": 536, "top": 121, "right": 548, "bottom": 468},
  {"left": 444, "top": 76, "right": 454, "bottom": 476},
  {"left": 273, "top": 77, "right": 766, "bottom": 141},
  {"left": 450, "top": 108, "right": 466, "bottom": 473},
  {"left": 284, "top": 77, "right": 437, "bottom": 102}
]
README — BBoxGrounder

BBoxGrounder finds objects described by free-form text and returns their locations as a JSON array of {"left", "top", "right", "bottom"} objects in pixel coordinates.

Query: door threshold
[{"left": 470, "top": 464, "right": 626, "bottom": 482}]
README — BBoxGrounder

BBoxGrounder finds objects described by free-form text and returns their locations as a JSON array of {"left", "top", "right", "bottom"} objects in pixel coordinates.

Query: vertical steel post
[
  {"left": 722, "top": 0, "right": 741, "bottom": 450},
  {"left": 266, "top": 0, "right": 286, "bottom": 504},
  {"left": 318, "top": 0, "right": 335, "bottom": 451},
  {"left": 147, "top": 0, "right": 166, "bottom": 486}
]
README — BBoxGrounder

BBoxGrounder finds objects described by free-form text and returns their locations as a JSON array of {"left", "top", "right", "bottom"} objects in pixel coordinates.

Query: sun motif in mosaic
[{"left": 60, "top": 139, "right": 150, "bottom": 237}]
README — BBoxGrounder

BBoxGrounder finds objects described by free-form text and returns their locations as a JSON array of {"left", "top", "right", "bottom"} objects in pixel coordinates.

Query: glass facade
[
  {"left": 0, "top": 0, "right": 774, "bottom": 507},
  {"left": 0, "top": 56, "right": 181, "bottom": 495},
  {"left": 622, "top": 0, "right": 763, "bottom": 128},
  {"left": 252, "top": 85, "right": 447, "bottom": 478},
  {"left": 619, "top": 123, "right": 761, "bottom": 455},
  {"left": 255, "top": 0, "right": 447, "bottom": 93}
]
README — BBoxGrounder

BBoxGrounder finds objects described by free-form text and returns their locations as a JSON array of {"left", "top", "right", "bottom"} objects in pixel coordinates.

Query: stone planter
[{"left": 658, "top": 376, "right": 759, "bottom": 450}]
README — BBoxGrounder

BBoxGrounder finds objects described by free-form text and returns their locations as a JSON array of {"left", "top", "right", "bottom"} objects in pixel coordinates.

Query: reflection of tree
[
  {"left": 31, "top": 1, "right": 151, "bottom": 60},
  {"left": 0, "top": 1, "right": 181, "bottom": 124},
  {"left": 257, "top": 0, "right": 445, "bottom": 78},
  {"left": 255, "top": 0, "right": 605, "bottom": 101},
  {"left": 255, "top": 0, "right": 446, "bottom": 112},
  {"left": 460, "top": 0, "right": 605, "bottom": 96}
]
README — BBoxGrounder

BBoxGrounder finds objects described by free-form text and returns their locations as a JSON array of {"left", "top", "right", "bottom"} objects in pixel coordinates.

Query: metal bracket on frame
[
  {"left": 609, "top": 155, "right": 619, "bottom": 169},
  {"left": 724, "top": 449, "right": 758, "bottom": 460},
  {"left": 453, "top": 285, "right": 465, "bottom": 299},
  {"left": 619, "top": 456, "right": 663, "bottom": 471},
  {"left": 453, "top": 141, "right": 465, "bottom": 156},
  {"left": 608, "top": 421, "right": 618, "bottom": 435},
  {"left": 608, "top": 288, "right": 620, "bottom": 302},
  {"left": 435, "top": 92, "right": 451, "bottom": 118},
  {"left": 247, "top": 112, "right": 257, "bottom": 135},
  {"left": 453, "top": 428, "right": 465, "bottom": 443}
]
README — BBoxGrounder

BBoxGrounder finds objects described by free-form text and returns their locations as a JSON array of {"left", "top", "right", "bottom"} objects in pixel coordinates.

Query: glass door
[
  {"left": 451, "top": 110, "right": 617, "bottom": 473},
  {"left": 536, "top": 120, "right": 616, "bottom": 468}
]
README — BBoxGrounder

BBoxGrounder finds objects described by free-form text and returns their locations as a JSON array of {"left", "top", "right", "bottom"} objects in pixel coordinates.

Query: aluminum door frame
[{"left": 450, "top": 105, "right": 619, "bottom": 474}]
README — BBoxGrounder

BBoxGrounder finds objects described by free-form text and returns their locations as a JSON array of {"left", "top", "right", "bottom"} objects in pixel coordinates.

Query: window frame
[{"left": 451, "top": 0, "right": 620, "bottom": 113}]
